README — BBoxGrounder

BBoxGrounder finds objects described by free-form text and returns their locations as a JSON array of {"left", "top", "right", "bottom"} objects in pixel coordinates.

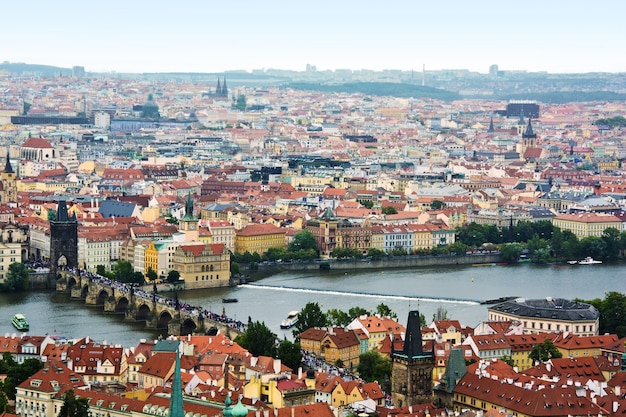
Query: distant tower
[
  {"left": 216, "top": 78, "right": 222, "bottom": 96},
  {"left": 221, "top": 78, "right": 228, "bottom": 98},
  {"left": 169, "top": 348, "right": 185, "bottom": 417},
  {"left": 1, "top": 150, "right": 17, "bottom": 203},
  {"left": 391, "top": 310, "right": 435, "bottom": 407},
  {"left": 49, "top": 200, "right": 78, "bottom": 274},
  {"left": 487, "top": 115, "right": 495, "bottom": 133},
  {"left": 489, "top": 64, "right": 499, "bottom": 77},
  {"left": 178, "top": 193, "right": 199, "bottom": 242},
  {"left": 522, "top": 118, "right": 537, "bottom": 151}
]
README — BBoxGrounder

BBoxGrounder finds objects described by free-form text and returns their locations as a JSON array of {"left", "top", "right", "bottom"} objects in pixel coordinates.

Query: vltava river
[{"left": 1, "top": 263, "right": 624, "bottom": 348}]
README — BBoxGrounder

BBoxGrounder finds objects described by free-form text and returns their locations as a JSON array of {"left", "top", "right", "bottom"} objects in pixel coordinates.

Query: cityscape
[{"left": 0, "top": 57, "right": 625, "bottom": 417}]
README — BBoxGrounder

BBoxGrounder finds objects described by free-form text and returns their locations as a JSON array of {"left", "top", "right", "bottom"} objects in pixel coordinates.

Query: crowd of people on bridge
[{"left": 65, "top": 267, "right": 247, "bottom": 333}]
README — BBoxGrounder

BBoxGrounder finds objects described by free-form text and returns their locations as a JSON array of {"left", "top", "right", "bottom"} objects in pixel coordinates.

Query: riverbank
[{"left": 244, "top": 253, "right": 503, "bottom": 281}]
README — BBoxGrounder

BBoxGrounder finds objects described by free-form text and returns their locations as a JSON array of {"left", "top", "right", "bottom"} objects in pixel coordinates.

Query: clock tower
[{"left": 179, "top": 193, "right": 199, "bottom": 242}]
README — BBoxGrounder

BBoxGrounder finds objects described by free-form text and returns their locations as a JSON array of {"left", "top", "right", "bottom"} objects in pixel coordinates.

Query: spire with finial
[
  {"left": 223, "top": 392, "right": 233, "bottom": 417},
  {"left": 3, "top": 150, "right": 14, "bottom": 174},
  {"left": 168, "top": 347, "right": 185, "bottom": 417},
  {"left": 182, "top": 192, "right": 195, "bottom": 221},
  {"left": 487, "top": 115, "right": 495, "bottom": 133},
  {"left": 523, "top": 118, "right": 536, "bottom": 139},
  {"left": 221, "top": 78, "right": 228, "bottom": 97},
  {"left": 216, "top": 78, "right": 222, "bottom": 96}
]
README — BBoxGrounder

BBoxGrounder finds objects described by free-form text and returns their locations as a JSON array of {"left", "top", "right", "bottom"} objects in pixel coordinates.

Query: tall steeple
[
  {"left": 3, "top": 150, "right": 14, "bottom": 174},
  {"left": 221, "top": 78, "right": 228, "bottom": 97},
  {"left": 216, "top": 78, "right": 222, "bottom": 96},
  {"left": 179, "top": 193, "right": 198, "bottom": 242},
  {"left": 487, "top": 116, "right": 495, "bottom": 133},
  {"left": 169, "top": 347, "right": 185, "bottom": 417}
]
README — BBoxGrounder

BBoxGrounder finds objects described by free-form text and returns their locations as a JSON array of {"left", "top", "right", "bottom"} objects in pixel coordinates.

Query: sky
[{"left": 2, "top": 1, "right": 625, "bottom": 75}]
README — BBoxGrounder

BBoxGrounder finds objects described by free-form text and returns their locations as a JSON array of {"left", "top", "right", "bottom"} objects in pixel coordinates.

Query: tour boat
[
  {"left": 280, "top": 311, "right": 299, "bottom": 329},
  {"left": 578, "top": 257, "right": 602, "bottom": 265},
  {"left": 12, "top": 314, "right": 29, "bottom": 331}
]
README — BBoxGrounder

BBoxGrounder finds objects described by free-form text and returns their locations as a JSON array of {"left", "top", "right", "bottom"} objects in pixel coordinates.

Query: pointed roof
[
  {"left": 53, "top": 200, "right": 76, "bottom": 223},
  {"left": 4, "top": 150, "right": 14, "bottom": 174},
  {"left": 487, "top": 116, "right": 495, "bottom": 133},
  {"left": 181, "top": 192, "right": 196, "bottom": 221},
  {"left": 169, "top": 348, "right": 185, "bottom": 417},
  {"left": 394, "top": 310, "right": 431, "bottom": 359},
  {"left": 522, "top": 118, "right": 536, "bottom": 139}
]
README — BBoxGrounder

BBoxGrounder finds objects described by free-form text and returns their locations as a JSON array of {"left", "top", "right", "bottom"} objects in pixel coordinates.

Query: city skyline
[{"left": 2, "top": 1, "right": 626, "bottom": 75}]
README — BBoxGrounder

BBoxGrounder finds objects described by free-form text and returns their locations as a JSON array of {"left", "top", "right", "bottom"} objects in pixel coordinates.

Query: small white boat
[
  {"left": 280, "top": 311, "right": 299, "bottom": 329},
  {"left": 578, "top": 257, "right": 602, "bottom": 265}
]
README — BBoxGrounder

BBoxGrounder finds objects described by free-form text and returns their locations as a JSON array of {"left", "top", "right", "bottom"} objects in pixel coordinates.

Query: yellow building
[
  {"left": 172, "top": 243, "right": 230, "bottom": 289},
  {"left": 234, "top": 223, "right": 286, "bottom": 255},
  {"left": 243, "top": 374, "right": 315, "bottom": 408},
  {"left": 319, "top": 328, "right": 361, "bottom": 369},
  {"left": 552, "top": 333, "right": 619, "bottom": 360},
  {"left": 144, "top": 242, "right": 160, "bottom": 279},
  {"left": 552, "top": 213, "right": 622, "bottom": 238}
]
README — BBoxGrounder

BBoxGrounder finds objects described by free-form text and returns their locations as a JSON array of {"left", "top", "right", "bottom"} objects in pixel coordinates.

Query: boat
[
  {"left": 12, "top": 314, "right": 29, "bottom": 331},
  {"left": 578, "top": 257, "right": 602, "bottom": 265},
  {"left": 222, "top": 298, "right": 238, "bottom": 303},
  {"left": 480, "top": 296, "right": 518, "bottom": 305},
  {"left": 280, "top": 311, "right": 299, "bottom": 329}
]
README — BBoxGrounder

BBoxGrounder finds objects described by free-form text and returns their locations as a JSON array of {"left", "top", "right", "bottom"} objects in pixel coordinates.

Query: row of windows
[{"left": 195, "top": 274, "right": 220, "bottom": 281}]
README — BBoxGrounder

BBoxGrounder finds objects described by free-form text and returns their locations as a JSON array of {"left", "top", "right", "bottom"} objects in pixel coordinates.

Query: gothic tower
[
  {"left": 221, "top": 78, "right": 228, "bottom": 98},
  {"left": 178, "top": 193, "right": 198, "bottom": 242},
  {"left": 391, "top": 310, "right": 435, "bottom": 407},
  {"left": 49, "top": 199, "right": 78, "bottom": 274},
  {"left": 1, "top": 150, "right": 17, "bottom": 203}
]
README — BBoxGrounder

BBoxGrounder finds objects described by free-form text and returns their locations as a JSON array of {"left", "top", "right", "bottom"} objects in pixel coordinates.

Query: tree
[
  {"left": 361, "top": 200, "right": 374, "bottom": 209},
  {"left": 293, "top": 302, "right": 327, "bottom": 336},
  {"left": 277, "top": 339, "right": 302, "bottom": 370},
  {"left": 381, "top": 206, "right": 398, "bottom": 215},
  {"left": 58, "top": 389, "right": 90, "bottom": 417},
  {"left": 230, "top": 262, "right": 240, "bottom": 276},
  {"left": 499, "top": 243, "right": 524, "bottom": 263},
  {"left": 348, "top": 306, "right": 368, "bottom": 321},
  {"left": 375, "top": 303, "right": 397, "bottom": 319},
  {"left": 112, "top": 260, "right": 135, "bottom": 283},
  {"left": 500, "top": 355, "right": 515, "bottom": 367},
  {"left": 47, "top": 208, "right": 57, "bottom": 220},
  {"left": 166, "top": 270, "right": 181, "bottom": 284},
  {"left": 367, "top": 248, "right": 386, "bottom": 260},
  {"left": 529, "top": 339, "right": 562, "bottom": 364},
  {"left": 146, "top": 267, "right": 158, "bottom": 282},
  {"left": 234, "top": 94, "right": 246, "bottom": 111},
  {"left": 431, "top": 200, "right": 446, "bottom": 210},
  {"left": 326, "top": 308, "right": 350, "bottom": 327},
  {"left": 1, "top": 354, "right": 43, "bottom": 401},
  {"left": 234, "top": 321, "right": 277, "bottom": 357},
  {"left": 288, "top": 230, "right": 319, "bottom": 254},
  {"left": 432, "top": 306, "right": 448, "bottom": 322},
  {"left": 357, "top": 350, "right": 391, "bottom": 385},
  {"left": 580, "top": 291, "right": 626, "bottom": 337},
  {"left": 2, "top": 262, "right": 29, "bottom": 292}
]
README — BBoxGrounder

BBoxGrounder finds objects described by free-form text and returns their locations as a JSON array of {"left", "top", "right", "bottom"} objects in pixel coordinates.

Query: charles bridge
[{"left": 55, "top": 270, "right": 243, "bottom": 339}]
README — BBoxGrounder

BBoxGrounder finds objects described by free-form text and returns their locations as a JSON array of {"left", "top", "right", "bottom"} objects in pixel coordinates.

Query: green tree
[
  {"left": 348, "top": 306, "right": 368, "bottom": 321},
  {"left": 112, "top": 260, "right": 135, "bottom": 283},
  {"left": 499, "top": 243, "right": 524, "bottom": 263},
  {"left": 432, "top": 306, "right": 448, "bottom": 321},
  {"left": 1, "top": 354, "right": 43, "bottom": 401},
  {"left": 580, "top": 291, "right": 626, "bottom": 337},
  {"left": 234, "top": 94, "right": 247, "bottom": 111},
  {"left": 234, "top": 321, "right": 277, "bottom": 357},
  {"left": 288, "top": 230, "right": 318, "bottom": 254},
  {"left": 529, "top": 339, "right": 562, "bottom": 364},
  {"left": 381, "top": 206, "right": 398, "bottom": 215},
  {"left": 230, "top": 262, "right": 240, "bottom": 276},
  {"left": 2, "top": 262, "right": 29, "bottom": 292},
  {"left": 264, "top": 247, "right": 288, "bottom": 262},
  {"left": 166, "top": 270, "right": 181, "bottom": 283},
  {"left": 366, "top": 248, "right": 386, "bottom": 260},
  {"left": 375, "top": 303, "right": 397, "bottom": 319},
  {"left": 357, "top": 350, "right": 392, "bottom": 385},
  {"left": 146, "top": 267, "right": 158, "bottom": 282},
  {"left": 448, "top": 241, "right": 469, "bottom": 255},
  {"left": 47, "top": 208, "right": 57, "bottom": 220},
  {"left": 293, "top": 302, "right": 327, "bottom": 336},
  {"left": 431, "top": 200, "right": 446, "bottom": 210},
  {"left": 0, "top": 391, "right": 8, "bottom": 413},
  {"left": 500, "top": 355, "right": 515, "bottom": 367},
  {"left": 58, "top": 389, "right": 90, "bottom": 417},
  {"left": 277, "top": 339, "right": 302, "bottom": 370},
  {"left": 326, "top": 308, "right": 351, "bottom": 327},
  {"left": 601, "top": 227, "right": 621, "bottom": 261},
  {"left": 361, "top": 200, "right": 374, "bottom": 209}
]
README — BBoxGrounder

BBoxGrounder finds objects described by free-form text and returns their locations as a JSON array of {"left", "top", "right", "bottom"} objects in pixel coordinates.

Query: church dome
[{"left": 231, "top": 399, "right": 248, "bottom": 417}]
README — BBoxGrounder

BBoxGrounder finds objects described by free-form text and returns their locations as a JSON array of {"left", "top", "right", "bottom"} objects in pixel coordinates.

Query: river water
[{"left": 1, "top": 263, "right": 624, "bottom": 348}]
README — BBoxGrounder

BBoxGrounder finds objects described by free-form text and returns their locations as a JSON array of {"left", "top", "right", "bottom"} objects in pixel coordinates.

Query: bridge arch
[
  {"left": 180, "top": 318, "right": 197, "bottom": 336},
  {"left": 206, "top": 327, "right": 219, "bottom": 336},
  {"left": 136, "top": 303, "right": 151, "bottom": 321},
  {"left": 157, "top": 311, "right": 173, "bottom": 329},
  {"left": 81, "top": 284, "right": 89, "bottom": 299},
  {"left": 115, "top": 296, "right": 129, "bottom": 313},
  {"left": 96, "top": 289, "right": 109, "bottom": 306}
]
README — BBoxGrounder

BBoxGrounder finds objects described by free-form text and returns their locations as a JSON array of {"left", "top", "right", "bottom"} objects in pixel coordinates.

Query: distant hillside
[
  {"left": 0, "top": 62, "right": 72, "bottom": 76},
  {"left": 285, "top": 82, "right": 461, "bottom": 101},
  {"left": 493, "top": 91, "right": 626, "bottom": 103}
]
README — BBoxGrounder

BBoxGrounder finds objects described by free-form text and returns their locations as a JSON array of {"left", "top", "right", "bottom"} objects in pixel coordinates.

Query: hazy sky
[{"left": 2, "top": 1, "right": 625, "bottom": 74}]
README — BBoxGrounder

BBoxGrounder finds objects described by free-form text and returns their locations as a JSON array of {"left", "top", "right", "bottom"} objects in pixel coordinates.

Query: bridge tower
[{"left": 49, "top": 199, "right": 78, "bottom": 274}]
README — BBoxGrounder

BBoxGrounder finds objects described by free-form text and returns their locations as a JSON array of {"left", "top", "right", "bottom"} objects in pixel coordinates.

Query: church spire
[
  {"left": 523, "top": 117, "right": 536, "bottom": 139},
  {"left": 487, "top": 116, "right": 495, "bottom": 133},
  {"left": 169, "top": 347, "right": 185, "bottom": 417},
  {"left": 216, "top": 78, "right": 222, "bottom": 96},
  {"left": 221, "top": 78, "right": 228, "bottom": 97},
  {"left": 182, "top": 192, "right": 195, "bottom": 221},
  {"left": 3, "top": 150, "right": 14, "bottom": 174}
]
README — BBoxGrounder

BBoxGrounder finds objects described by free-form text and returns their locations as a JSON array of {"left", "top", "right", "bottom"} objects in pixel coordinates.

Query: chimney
[
  {"left": 273, "top": 358, "right": 280, "bottom": 374},
  {"left": 298, "top": 367, "right": 302, "bottom": 380}
]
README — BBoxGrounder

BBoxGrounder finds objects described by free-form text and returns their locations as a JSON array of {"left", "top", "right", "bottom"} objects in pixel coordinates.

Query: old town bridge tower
[
  {"left": 391, "top": 310, "right": 435, "bottom": 407},
  {"left": 49, "top": 199, "right": 78, "bottom": 274}
]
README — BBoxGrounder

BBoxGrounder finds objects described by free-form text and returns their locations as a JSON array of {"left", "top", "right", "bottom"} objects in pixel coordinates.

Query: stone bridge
[{"left": 55, "top": 270, "right": 242, "bottom": 339}]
